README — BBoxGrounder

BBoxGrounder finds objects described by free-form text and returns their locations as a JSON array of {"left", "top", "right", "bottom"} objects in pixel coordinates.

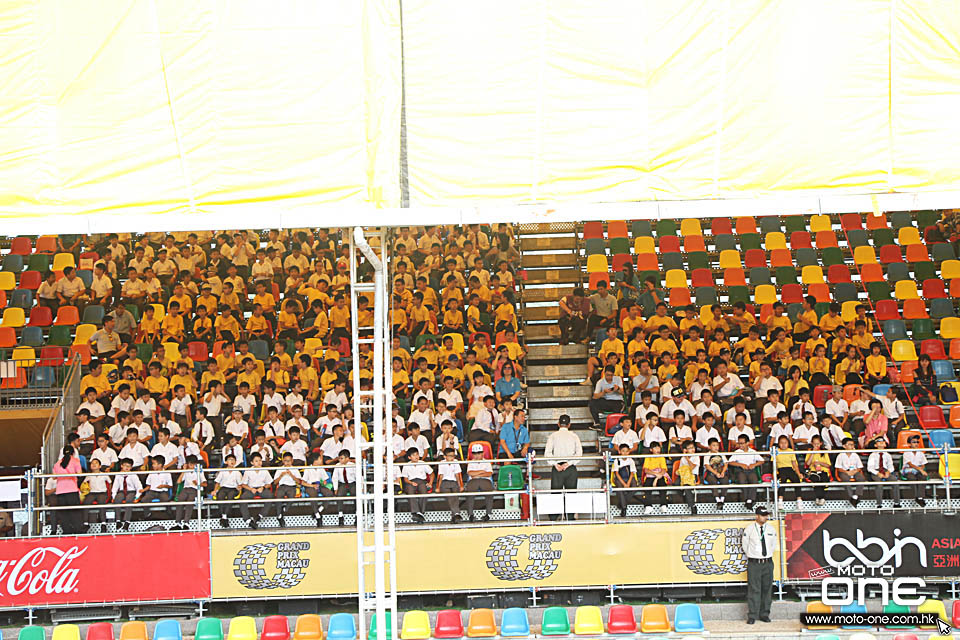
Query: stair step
[
  {"left": 521, "top": 237, "right": 577, "bottom": 251},
  {"left": 527, "top": 363, "right": 585, "bottom": 380},
  {"left": 528, "top": 384, "right": 592, "bottom": 402},
  {"left": 527, "top": 344, "right": 589, "bottom": 360},
  {"left": 522, "top": 254, "right": 578, "bottom": 268},
  {"left": 533, "top": 477, "right": 604, "bottom": 490},
  {"left": 518, "top": 223, "right": 577, "bottom": 235},
  {"left": 524, "top": 306, "right": 560, "bottom": 321},
  {"left": 531, "top": 429, "right": 599, "bottom": 448},
  {"left": 529, "top": 405, "right": 592, "bottom": 425},
  {"left": 523, "top": 286, "right": 573, "bottom": 303},
  {"left": 523, "top": 268, "right": 581, "bottom": 285},
  {"left": 523, "top": 323, "right": 561, "bottom": 342}
]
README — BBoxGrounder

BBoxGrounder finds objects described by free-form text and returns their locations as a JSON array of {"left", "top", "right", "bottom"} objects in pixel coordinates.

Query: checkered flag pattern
[
  {"left": 485, "top": 535, "right": 559, "bottom": 581},
  {"left": 681, "top": 529, "right": 747, "bottom": 576},
  {"left": 233, "top": 543, "right": 307, "bottom": 590}
]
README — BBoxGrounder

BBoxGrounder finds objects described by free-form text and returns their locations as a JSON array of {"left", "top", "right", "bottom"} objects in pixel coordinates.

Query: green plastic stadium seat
[
  {"left": 195, "top": 620, "right": 223, "bottom": 640},
  {"left": 497, "top": 465, "right": 524, "bottom": 490},
  {"left": 541, "top": 608, "right": 571, "bottom": 636}
]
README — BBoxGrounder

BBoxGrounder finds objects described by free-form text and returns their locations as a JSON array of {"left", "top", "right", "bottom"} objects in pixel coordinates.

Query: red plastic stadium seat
[
  {"left": 781, "top": 284, "right": 803, "bottom": 304},
  {"left": 813, "top": 385, "right": 833, "bottom": 408},
  {"left": 953, "top": 599, "right": 960, "bottom": 628},
  {"left": 262, "top": 615, "right": 291, "bottom": 640},
  {"left": 27, "top": 306, "right": 52, "bottom": 328},
  {"left": 841, "top": 213, "right": 863, "bottom": 231},
  {"left": 434, "top": 610, "right": 465, "bottom": 639},
  {"left": 606, "top": 605, "right": 638, "bottom": 634},
  {"left": 0, "top": 327, "right": 15, "bottom": 348},
  {"left": 735, "top": 217, "right": 757, "bottom": 235},
  {"left": 659, "top": 236, "right": 680, "bottom": 253},
  {"left": 807, "top": 283, "right": 831, "bottom": 303},
  {"left": 923, "top": 279, "right": 947, "bottom": 299},
  {"left": 604, "top": 413, "right": 628, "bottom": 437},
  {"left": 690, "top": 268, "right": 714, "bottom": 288},
  {"left": 874, "top": 300, "right": 901, "bottom": 321},
  {"left": 10, "top": 237, "right": 32, "bottom": 255},
  {"left": 744, "top": 249, "right": 767, "bottom": 269},
  {"left": 919, "top": 406, "right": 948, "bottom": 429},
  {"left": 188, "top": 341, "right": 209, "bottom": 362},
  {"left": 815, "top": 231, "right": 838, "bottom": 248},
  {"left": 951, "top": 278, "right": 960, "bottom": 298},
  {"left": 920, "top": 339, "right": 947, "bottom": 361},
  {"left": 827, "top": 264, "right": 851, "bottom": 283},
  {"left": 790, "top": 231, "right": 813, "bottom": 249},
  {"left": 588, "top": 272, "right": 610, "bottom": 290},
  {"left": 859, "top": 263, "right": 884, "bottom": 283},
  {"left": 86, "top": 622, "right": 114, "bottom": 640},
  {"left": 879, "top": 245, "right": 904, "bottom": 264},
  {"left": 683, "top": 235, "right": 706, "bottom": 253},
  {"left": 711, "top": 218, "right": 733, "bottom": 236},
  {"left": 54, "top": 305, "right": 79, "bottom": 326},
  {"left": 18, "top": 270, "right": 41, "bottom": 290},
  {"left": 724, "top": 268, "right": 747, "bottom": 287},
  {"left": 951, "top": 339, "right": 960, "bottom": 361},
  {"left": 583, "top": 222, "right": 603, "bottom": 240},
  {"left": 611, "top": 254, "right": 632, "bottom": 272},
  {"left": 38, "top": 346, "right": 64, "bottom": 366}
]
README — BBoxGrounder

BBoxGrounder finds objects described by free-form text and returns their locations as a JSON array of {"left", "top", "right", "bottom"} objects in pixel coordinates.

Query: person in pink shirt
[{"left": 51, "top": 446, "right": 83, "bottom": 534}]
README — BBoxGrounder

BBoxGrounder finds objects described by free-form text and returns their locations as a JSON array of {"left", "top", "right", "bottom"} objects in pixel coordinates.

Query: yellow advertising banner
[{"left": 212, "top": 521, "right": 779, "bottom": 599}]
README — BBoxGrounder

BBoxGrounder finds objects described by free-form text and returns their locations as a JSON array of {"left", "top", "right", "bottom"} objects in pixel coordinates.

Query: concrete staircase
[{"left": 517, "top": 224, "right": 600, "bottom": 482}]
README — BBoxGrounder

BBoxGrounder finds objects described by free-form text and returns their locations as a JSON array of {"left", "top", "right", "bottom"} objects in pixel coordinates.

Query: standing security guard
[{"left": 742, "top": 505, "right": 777, "bottom": 624}]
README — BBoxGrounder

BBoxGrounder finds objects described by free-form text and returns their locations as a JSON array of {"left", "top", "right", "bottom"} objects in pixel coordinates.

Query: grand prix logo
[
  {"left": 233, "top": 542, "right": 310, "bottom": 590},
  {"left": 486, "top": 534, "right": 562, "bottom": 581},
  {"left": 681, "top": 528, "right": 748, "bottom": 576}
]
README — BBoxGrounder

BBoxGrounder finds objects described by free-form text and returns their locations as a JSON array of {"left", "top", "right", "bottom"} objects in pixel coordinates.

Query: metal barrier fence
[
  {"left": 9, "top": 444, "right": 954, "bottom": 536},
  {"left": 39, "top": 356, "right": 81, "bottom": 475},
  {"left": 0, "top": 358, "right": 75, "bottom": 406}
]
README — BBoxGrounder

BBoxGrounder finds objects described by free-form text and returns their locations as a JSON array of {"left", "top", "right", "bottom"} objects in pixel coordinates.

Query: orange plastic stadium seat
[
  {"left": 735, "top": 217, "right": 757, "bottom": 235},
  {"left": 769, "top": 249, "right": 793, "bottom": 268},
  {"left": 669, "top": 288, "right": 692, "bottom": 307},
  {"left": 607, "top": 220, "right": 628, "bottom": 238},
  {"left": 639, "top": 605, "right": 670, "bottom": 633},
  {"left": 724, "top": 268, "right": 746, "bottom": 287},
  {"left": 905, "top": 243, "right": 929, "bottom": 263},
  {"left": 902, "top": 299, "right": 928, "bottom": 319},
  {"left": 859, "top": 262, "right": 884, "bottom": 282},
  {"left": 35, "top": 236, "right": 57, "bottom": 254},
  {"left": 54, "top": 305, "right": 80, "bottom": 326},
  {"left": 815, "top": 230, "right": 838, "bottom": 248},
  {"left": 466, "top": 610, "right": 497, "bottom": 638},
  {"left": 588, "top": 272, "right": 609, "bottom": 290},
  {"left": 119, "top": 622, "right": 148, "bottom": 640},
  {"left": 683, "top": 235, "right": 706, "bottom": 253},
  {"left": 807, "top": 283, "right": 831, "bottom": 303},
  {"left": 866, "top": 212, "right": 888, "bottom": 230},
  {"left": 293, "top": 615, "right": 323, "bottom": 640}
]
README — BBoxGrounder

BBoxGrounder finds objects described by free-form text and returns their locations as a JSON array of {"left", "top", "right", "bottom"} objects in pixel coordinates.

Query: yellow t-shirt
[
  {"left": 161, "top": 314, "right": 185, "bottom": 339},
  {"left": 169, "top": 293, "right": 193, "bottom": 314},
  {"left": 646, "top": 315, "right": 678, "bottom": 334},
  {"left": 253, "top": 292, "right": 276, "bottom": 312},
  {"left": 237, "top": 370, "right": 262, "bottom": 391},
  {"left": 169, "top": 373, "right": 196, "bottom": 397},
  {"left": 80, "top": 373, "right": 111, "bottom": 396},
  {"left": 808, "top": 356, "right": 830, "bottom": 376},
  {"left": 600, "top": 338, "right": 626, "bottom": 361},
  {"left": 819, "top": 313, "right": 843, "bottom": 334},
  {"left": 793, "top": 309, "right": 818, "bottom": 334},
  {"left": 266, "top": 368, "right": 290, "bottom": 392},
  {"left": 681, "top": 338, "right": 705, "bottom": 358},
  {"left": 651, "top": 337, "right": 678, "bottom": 356},
  {"left": 246, "top": 315, "right": 269, "bottom": 333},
  {"left": 328, "top": 305, "right": 350, "bottom": 329},
  {"left": 866, "top": 354, "right": 886, "bottom": 378},
  {"left": 621, "top": 315, "right": 645, "bottom": 339},
  {"left": 144, "top": 374, "right": 170, "bottom": 395}
]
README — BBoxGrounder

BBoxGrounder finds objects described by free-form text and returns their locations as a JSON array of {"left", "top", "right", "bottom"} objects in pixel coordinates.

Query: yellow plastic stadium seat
[
  {"left": 73, "top": 324, "right": 97, "bottom": 346},
  {"left": 0, "top": 272, "right": 15, "bottom": 291},
  {"left": 754, "top": 284, "right": 777, "bottom": 305},
  {"left": 899, "top": 226, "right": 922, "bottom": 245},
  {"left": 164, "top": 341, "right": 182, "bottom": 364},
  {"left": 942, "top": 317, "right": 960, "bottom": 340},
  {"left": 891, "top": 340, "right": 918, "bottom": 362},
  {"left": 918, "top": 599, "right": 949, "bottom": 627},
  {"left": 801, "top": 265, "right": 825, "bottom": 284},
  {"left": 442, "top": 333, "right": 465, "bottom": 353},
  {"left": 665, "top": 269, "right": 687, "bottom": 289},
  {"left": 804, "top": 601, "right": 837, "bottom": 630},
  {"left": 765, "top": 232, "right": 787, "bottom": 250},
  {"left": 227, "top": 617, "right": 258, "bottom": 640},
  {"left": 2, "top": 307, "right": 26, "bottom": 328},
  {"left": 586, "top": 254, "right": 608, "bottom": 273},
  {"left": 718, "top": 250, "right": 741, "bottom": 269},
  {"left": 119, "top": 622, "right": 148, "bottom": 640},
  {"left": 634, "top": 236, "right": 656, "bottom": 254},
  {"left": 939, "top": 454, "right": 960, "bottom": 481},
  {"left": 941, "top": 259, "right": 960, "bottom": 280},
  {"left": 680, "top": 219, "right": 702, "bottom": 237},
  {"left": 101, "top": 363, "right": 118, "bottom": 381},
  {"left": 841, "top": 300, "right": 861, "bottom": 323},
  {"left": 809, "top": 215, "right": 832, "bottom": 233},
  {"left": 853, "top": 245, "right": 877, "bottom": 265},
  {"left": 895, "top": 280, "right": 920, "bottom": 300},
  {"left": 293, "top": 614, "right": 324, "bottom": 640},
  {"left": 573, "top": 607, "right": 604, "bottom": 636},
  {"left": 12, "top": 346, "right": 36, "bottom": 367},
  {"left": 639, "top": 604, "right": 670, "bottom": 633},
  {"left": 304, "top": 337, "right": 323, "bottom": 355},
  {"left": 400, "top": 611, "right": 432, "bottom": 640},
  {"left": 52, "top": 625, "right": 81, "bottom": 640},
  {"left": 52, "top": 253, "right": 76, "bottom": 272},
  {"left": 927, "top": 635, "right": 954, "bottom": 640},
  {"left": 151, "top": 304, "right": 165, "bottom": 322}
]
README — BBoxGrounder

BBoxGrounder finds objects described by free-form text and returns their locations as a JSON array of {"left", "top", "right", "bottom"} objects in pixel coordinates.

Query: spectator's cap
[
  {"left": 471, "top": 444, "right": 484, "bottom": 453},
  {"left": 755, "top": 505, "right": 770, "bottom": 516},
  {"left": 202, "top": 283, "right": 212, "bottom": 289},
  {"left": 671, "top": 386, "right": 685, "bottom": 398},
  {"left": 558, "top": 414, "right": 571, "bottom": 426},
  {"left": 232, "top": 407, "right": 242, "bottom": 413}
]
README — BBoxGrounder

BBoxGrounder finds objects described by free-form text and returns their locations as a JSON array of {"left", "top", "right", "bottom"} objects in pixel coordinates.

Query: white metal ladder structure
[{"left": 349, "top": 227, "right": 397, "bottom": 640}]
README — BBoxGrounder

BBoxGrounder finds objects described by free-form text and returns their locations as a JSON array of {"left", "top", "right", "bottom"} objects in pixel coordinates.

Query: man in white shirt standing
[
  {"left": 544, "top": 415, "right": 583, "bottom": 521},
  {"left": 742, "top": 505, "right": 777, "bottom": 624}
]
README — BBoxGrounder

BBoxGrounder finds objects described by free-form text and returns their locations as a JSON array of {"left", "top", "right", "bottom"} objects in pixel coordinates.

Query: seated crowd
[{"left": 27, "top": 225, "right": 531, "bottom": 532}]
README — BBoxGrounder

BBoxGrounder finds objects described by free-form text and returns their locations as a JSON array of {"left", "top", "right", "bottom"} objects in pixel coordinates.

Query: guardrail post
[
  {"left": 25, "top": 468, "right": 34, "bottom": 537},
  {"left": 603, "top": 450, "right": 611, "bottom": 524},
  {"left": 771, "top": 446, "right": 780, "bottom": 519},
  {"left": 527, "top": 451, "right": 535, "bottom": 525},
  {"left": 944, "top": 444, "right": 953, "bottom": 513},
  {"left": 195, "top": 464, "right": 204, "bottom": 529}
]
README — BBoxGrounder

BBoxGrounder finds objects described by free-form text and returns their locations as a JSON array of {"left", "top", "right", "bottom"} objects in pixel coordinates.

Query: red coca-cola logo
[{"left": 0, "top": 546, "right": 85, "bottom": 596}]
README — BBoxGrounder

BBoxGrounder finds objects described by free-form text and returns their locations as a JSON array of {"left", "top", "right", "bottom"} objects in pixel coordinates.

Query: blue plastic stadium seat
[
  {"left": 154, "top": 621, "right": 182, "bottom": 640},
  {"left": 933, "top": 360, "right": 957, "bottom": 383},
  {"left": 839, "top": 603, "right": 869, "bottom": 629},
  {"left": 673, "top": 604, "right": 705, "bottom": 633},
  {"left": 328, "top": 614, "right": 358, "bottom": 640},
  {"left": 500, "top": 609, "right": 530, "bottom": 637},
  {"left": 928, "top": 429, "right": 956, "bottom": 450}
]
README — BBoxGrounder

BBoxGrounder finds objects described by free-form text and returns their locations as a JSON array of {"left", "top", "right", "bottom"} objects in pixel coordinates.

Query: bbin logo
[
  {"left": 486, "top": 534, "right": 562, "bottom": 581},
  {"left": 233, "top": 542, "right": 310, "bottom": 590},
  {"left": 0, "top": 546, "right": 85, "bottom": 596}
]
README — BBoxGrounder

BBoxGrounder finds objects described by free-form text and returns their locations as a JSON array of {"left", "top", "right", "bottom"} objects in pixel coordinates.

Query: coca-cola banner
[
  {"left": 784, "top": 513, "right": 960, "bottom": 580},
  {"left": 0, "top": 532, "right": 210, "bottom": 607}
]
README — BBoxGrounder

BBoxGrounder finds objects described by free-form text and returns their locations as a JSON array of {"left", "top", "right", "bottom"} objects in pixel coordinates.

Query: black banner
[{"left": 784, "top": 512, "right": 960, "bottom": 579}]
